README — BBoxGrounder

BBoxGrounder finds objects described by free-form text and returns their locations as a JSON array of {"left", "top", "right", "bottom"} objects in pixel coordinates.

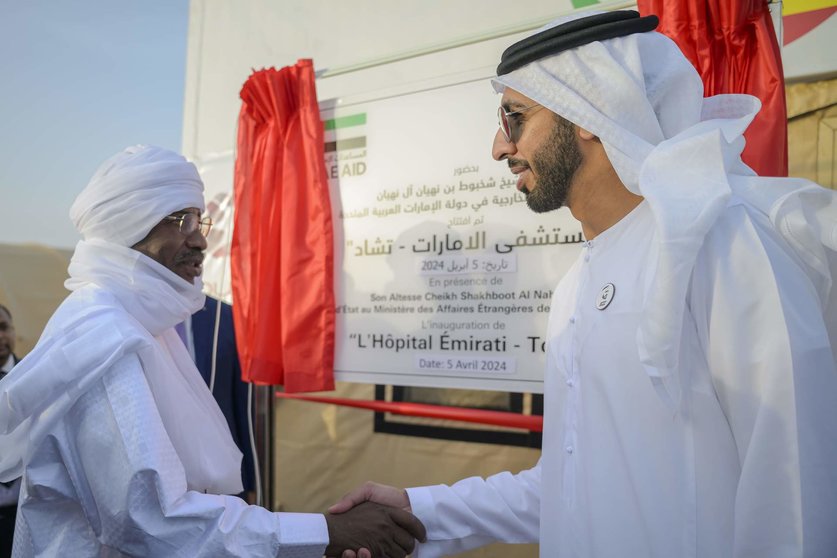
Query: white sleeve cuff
[
  {"left": 276, "top": 512, "right": 329, "bottom": 556},
  {"left": 407, "top": 485, "right": 444, "bottom": 535}
]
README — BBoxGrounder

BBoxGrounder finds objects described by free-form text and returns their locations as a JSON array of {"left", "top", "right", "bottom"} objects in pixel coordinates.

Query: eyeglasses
[
  {"left": 163, "top": 213, "right": 213, "bottom": 237},
  {"left": 497, "top": 103, "right": 542, "bottom": 143}
]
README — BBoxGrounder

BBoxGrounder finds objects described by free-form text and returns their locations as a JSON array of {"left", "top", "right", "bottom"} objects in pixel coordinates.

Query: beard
[{"left": 522, "top": 115, "right": 583, "bottom": 213}]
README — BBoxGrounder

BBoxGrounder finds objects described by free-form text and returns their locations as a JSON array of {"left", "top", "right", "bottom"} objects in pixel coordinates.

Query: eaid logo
[{"left": 324, "top": 112, "right": 367, "bottom": 179}]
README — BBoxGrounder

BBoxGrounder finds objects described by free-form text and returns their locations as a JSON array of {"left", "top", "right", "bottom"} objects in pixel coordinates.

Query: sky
[{"left": 0, "top": 1, "right": 190, "bottom": 248}]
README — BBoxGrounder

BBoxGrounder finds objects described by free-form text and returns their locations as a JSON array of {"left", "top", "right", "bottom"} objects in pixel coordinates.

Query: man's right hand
[
  {"left": 328, "top": 481, "right": 411, "bottom": 514},
  {"left": 324, "top": 500, "right": 426, "bottom": 558}
]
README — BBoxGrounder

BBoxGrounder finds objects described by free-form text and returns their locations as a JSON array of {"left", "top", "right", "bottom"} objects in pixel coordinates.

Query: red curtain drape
[
  {"left": 232, "top": 59, "right": 335, "bottom": 392},
  {"left": 638, "top": 0, "right": 788, "bottom": 176}
]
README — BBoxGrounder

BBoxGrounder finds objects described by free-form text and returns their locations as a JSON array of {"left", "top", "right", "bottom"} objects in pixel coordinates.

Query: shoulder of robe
[
  {"left": 40, "top": 286, "right": 153, "bottom": 357},
  {"left": 696, "top": 198, "right": 815, "bottom": 294}
]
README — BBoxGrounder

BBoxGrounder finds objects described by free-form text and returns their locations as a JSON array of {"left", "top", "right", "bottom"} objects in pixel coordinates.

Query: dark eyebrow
[
  {"left": 169, "top": 209, "right": 199, "bottom": 217},
  {"left": 502, "top": 100, "right": 530, "bottom": 112}
]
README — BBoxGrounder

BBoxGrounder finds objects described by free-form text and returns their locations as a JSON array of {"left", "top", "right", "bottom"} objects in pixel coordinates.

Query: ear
[{"left": 577, "top": 126, "right": 597, "bottom": 141}]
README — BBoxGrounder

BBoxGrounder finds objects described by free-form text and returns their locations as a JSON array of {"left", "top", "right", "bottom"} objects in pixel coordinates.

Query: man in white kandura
[
  {"left": 330, "top": 10, "right": 837, "bottom": 558},
  {"left": 0, "top": 145, "right": 424, "bottom": 557}
]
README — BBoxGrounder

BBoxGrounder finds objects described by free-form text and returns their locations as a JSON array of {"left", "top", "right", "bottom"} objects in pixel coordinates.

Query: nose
[
  {"left": 492, "top": 129, "right": 516, "bottom": 161},
  {"left": 186, "top": 229, "right": 208, "bottom": 251}
]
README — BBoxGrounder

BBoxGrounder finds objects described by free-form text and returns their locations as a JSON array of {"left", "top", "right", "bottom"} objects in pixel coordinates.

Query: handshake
[{"left": 324, "top": 482, "right": 425, "bottom": 558}]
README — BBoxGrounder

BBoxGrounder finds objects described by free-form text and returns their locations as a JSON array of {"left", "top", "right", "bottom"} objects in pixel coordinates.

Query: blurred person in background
[{"left": 0, "top": 303, "right": 19, "bottom": 558}]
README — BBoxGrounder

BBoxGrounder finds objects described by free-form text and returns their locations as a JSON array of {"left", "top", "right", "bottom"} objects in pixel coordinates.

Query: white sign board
[{"left": 325, "top": 77, "right": 583, "bottom": 393}]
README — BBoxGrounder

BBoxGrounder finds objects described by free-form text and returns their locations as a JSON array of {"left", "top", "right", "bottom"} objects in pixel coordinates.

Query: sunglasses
[
  {"left": 163, "top": 213, "right": 213, "bottom": 237},
  {"left": 497, "top": 103, "right": 542, "bottom": 143}
]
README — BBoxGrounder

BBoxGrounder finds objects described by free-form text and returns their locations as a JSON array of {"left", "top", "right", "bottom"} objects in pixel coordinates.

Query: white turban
[
  {"left": 491, "top": 10, "right": 819, "bottom": 407},
  {"left": 70, "top": 145, "right": 206, "bottom": 247}
]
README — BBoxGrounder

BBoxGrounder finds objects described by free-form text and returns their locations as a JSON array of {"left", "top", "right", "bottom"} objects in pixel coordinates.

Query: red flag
[
  {"left": 232, "top": 59, "right": 335, "bottom": 392},
  {"left": 638, "top": 0, "right": 788, "bottom": 176}
]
